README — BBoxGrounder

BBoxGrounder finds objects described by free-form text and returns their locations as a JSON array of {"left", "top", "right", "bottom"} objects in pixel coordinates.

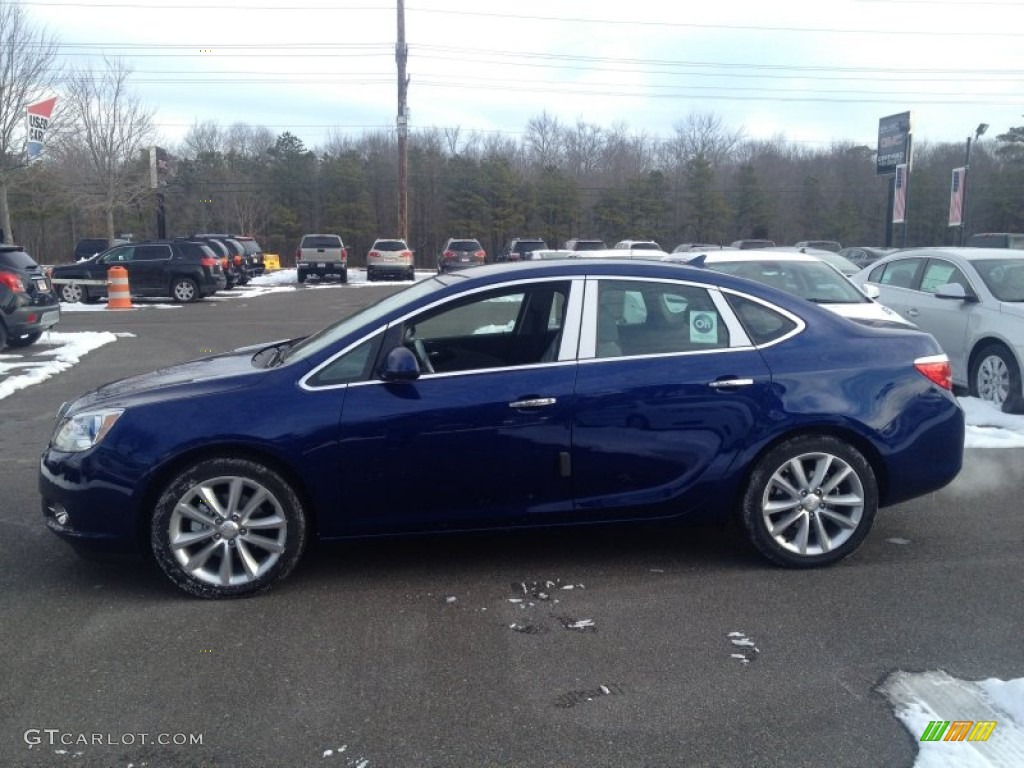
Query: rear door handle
[
  {"left": 708, "top": 378, "right": 754, "bottom": 389},
  {"left": 906, "top": 308, "right": 919, "bottom": 317},
  {"left": 509, "top": 397, "right": 557, "bottom": 409}
]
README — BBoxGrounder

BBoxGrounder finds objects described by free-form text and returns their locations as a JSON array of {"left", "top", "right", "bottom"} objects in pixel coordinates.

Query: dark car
[
  {"left": 0, "top": 245, "right": 60, "bottom": 349},
  {"left": 437, "top": 238, "right": 486, "bottom": 273},
  {"left": 498, "top": 237, "right": 547, "bottom": 262},
  {"left": 232, "top": 235, "right": 266, "bottom": 276},
  {"left": 193, "top": 234, "right": 251, "bottom": 287},
  {"left": 50, "top": 240, "right": 226, "bottom": 304},
  {"left": 40, "top": 259, "right": 964, "bottom": 598},
  {"left": 964, "top": 233, "right": 1024, "bottom": 250},
  {"left": 187, "top": 236, "right": 239, "bottom": 289}
]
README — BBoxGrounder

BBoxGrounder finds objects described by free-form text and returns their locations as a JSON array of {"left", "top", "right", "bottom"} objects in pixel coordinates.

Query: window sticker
[{"left": 690, "top": 311, "right": 718, "bottom": 344}]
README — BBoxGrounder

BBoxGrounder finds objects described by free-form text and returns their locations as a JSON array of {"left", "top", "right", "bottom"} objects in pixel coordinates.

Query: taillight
[
  {"left": 295, "top": 248, "right": 302, "bottom": 262},
  {"left": 233, "top": 255, "right": 243, "bottom": 265},
  {"left": 443, "top": 250, "right": 455, "bottom": 259},
  {"left": 0, "top": 272, "right": 25, "bottom": 292},
  {"left": 914, "top": 354, "right": 952, "bottom": 390},
  {"left": 475, "top": 250, "right": 486, "bottom": 260},
  {"left": 341, "top": 248, "right": 348, "bottom": 261},
  {"left": 220, "top": 257, "right": 228, "bottom": 268},
  {"left": 201, "top": 257, "right": 219, "bottom": 268},
  {"left": 369, "top": 250, "right": 380, "bottom": 258}
]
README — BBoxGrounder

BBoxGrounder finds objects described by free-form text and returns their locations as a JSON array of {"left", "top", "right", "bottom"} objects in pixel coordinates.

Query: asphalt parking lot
[{"left": 2, "top": 278, "right": 1022, "bottom": 768}]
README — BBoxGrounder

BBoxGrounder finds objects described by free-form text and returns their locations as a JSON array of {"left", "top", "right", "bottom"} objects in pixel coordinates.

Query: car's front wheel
[
  {"left": 171, "top": 277, "right": 199, "bottom": 303},
  {"left": 151, "top": 457, "right": 308, "bottom": 598},
  {"left": 970, "top": 343, "right": 1021, "bottom": 408},
  {"left": 740, "top": 435, "right": 877, "bottom": 568}
]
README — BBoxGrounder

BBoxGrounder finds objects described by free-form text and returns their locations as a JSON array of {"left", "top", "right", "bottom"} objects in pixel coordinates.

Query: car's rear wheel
[
  {"left": 171, "top": 277, "right": 199, "bottom": 303},
  {"left": 6, "top": 331, "right": 43, "bottom": 348},
  {"left": 740, "top": 435, "right": 877, "bottom": 568},
  {"left": 151, "top": 457, "right": 307, "bottom": 598},
  {"left": 297, "top": 271, "right": 306, "bottom": 284},
  {"left": 59, "top": 283, "right": 85, "bottom": 303},
  {"left": 970, "top": 343, "right": 1020, "bottom": 408}
]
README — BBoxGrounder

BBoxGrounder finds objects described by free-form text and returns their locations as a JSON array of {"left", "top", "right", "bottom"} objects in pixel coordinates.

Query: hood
[
  {"left": 822, "top": 301, "right": 917, "bottom": 328},
  {"left": 70, "top": 347, "right": 265, "bottom": 412}
]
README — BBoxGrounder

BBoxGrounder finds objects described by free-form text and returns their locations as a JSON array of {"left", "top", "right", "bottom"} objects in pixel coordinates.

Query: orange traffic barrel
[{"left": 106, "top": 266, "right": 132, "bottom": 309}]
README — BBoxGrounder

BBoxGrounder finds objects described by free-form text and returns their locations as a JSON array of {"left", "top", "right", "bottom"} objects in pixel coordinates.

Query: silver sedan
[{"left": 852, "top": 247, "right": 1024, "bottom": 410}]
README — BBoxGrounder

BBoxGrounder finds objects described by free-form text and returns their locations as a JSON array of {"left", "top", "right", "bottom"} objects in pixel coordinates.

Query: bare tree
[
  {"left": 0, "top": 2, "right": 62, "bottom": 243},
  {"left": 58, "top": 56, "right": 155, "bottom": 242}
]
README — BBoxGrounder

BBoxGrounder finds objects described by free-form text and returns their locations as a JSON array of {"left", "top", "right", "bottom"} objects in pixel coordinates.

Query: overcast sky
[{"left": 24, "top": 0, "right": 1024, "bottom": 153}]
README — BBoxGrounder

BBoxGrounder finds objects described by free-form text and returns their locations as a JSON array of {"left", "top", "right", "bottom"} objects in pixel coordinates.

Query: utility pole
[{"left": 396, "top": 0, "right": 409, "bottom": 242}]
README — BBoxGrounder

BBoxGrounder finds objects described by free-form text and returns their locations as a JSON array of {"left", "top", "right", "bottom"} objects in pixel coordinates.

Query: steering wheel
[{"left": 413, "top": 337, "right": 434, "bottom": 373}]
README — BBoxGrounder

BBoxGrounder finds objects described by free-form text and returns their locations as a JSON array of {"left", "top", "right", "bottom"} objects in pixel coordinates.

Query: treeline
[{"left": 12, "top": 111, "right": 1024, "bottom": 267}]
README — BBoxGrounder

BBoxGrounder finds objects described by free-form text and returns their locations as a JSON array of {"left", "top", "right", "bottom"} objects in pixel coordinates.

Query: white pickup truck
[{"left": 296, "top": 234, "right": 347, "bottom": 283}]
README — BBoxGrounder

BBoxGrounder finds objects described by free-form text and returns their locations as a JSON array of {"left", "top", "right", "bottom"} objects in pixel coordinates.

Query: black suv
[
  {"left": 194, "top": 233, "right": 257, "bottom": 284},
  {"left": 0, "top": 245, "right": 60, "bottom": 349},
  {"left": 498, "top": 237, "right": 548, "bottom": 263},
  {"left": 50, "top": 240, "right": 226, "bottom": 303},
  {"left": 232, "top": 236, "right": 266, "bottom": 276}
]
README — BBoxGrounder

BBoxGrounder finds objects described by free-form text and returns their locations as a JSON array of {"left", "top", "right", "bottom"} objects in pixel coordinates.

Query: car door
[
  {"left": 570, "top": 277, "right": 772, "bottom": 518},
  {"left": 864, "top": 256, "right": 926, "bottom": 319},
  {"left": 128, "top": 243, "right": 173, "bottom": 295},
  {"left": 328, "top": 278, "right": 581, "bottom": 534},
  {"left": 92, "top": 245, "right": 136, "bottom": 296},
  {"left": 898, "top": 258, "right": 974, "bottom": 378}
]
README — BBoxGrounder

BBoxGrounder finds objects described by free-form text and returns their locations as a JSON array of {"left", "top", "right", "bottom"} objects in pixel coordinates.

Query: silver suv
[{"left": 296, "top": 234, "right": 347, "bottom": 283}]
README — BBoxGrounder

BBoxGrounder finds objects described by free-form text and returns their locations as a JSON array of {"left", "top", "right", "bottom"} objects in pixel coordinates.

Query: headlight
[{"left": 51, "top": 408, "right": 124, "bottom": 452}]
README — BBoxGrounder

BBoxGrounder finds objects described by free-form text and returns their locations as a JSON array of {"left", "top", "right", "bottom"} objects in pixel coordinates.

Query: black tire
[
  {"left": 0, "top": 322, "right": 7, "bottom": 349},
  {"left": 171, "top": 277, "right": 199, "bottom": 303},
  {"left": 970, "top": 342, "right": 1021, "bottom": 409},
  {"left": 150, "top": 456, "right": 308, "bottom": 598},
  {"left": 739, "top": 435, "right": 877, "bottom": 568},
  {"left": 407, "top": 269, "right": 415, "bottom": 281},
  {"left": 340, "top": 269, "right": 348, "bottom": 284},
  {"left": 60, "top": 283, "right": 86, "bottom": 303},
  {"left": 297, "top": 271, "right": 307, "bottom": 284},
  {"left": 6, "top": 331, "right": 43, "bottom": 348}
]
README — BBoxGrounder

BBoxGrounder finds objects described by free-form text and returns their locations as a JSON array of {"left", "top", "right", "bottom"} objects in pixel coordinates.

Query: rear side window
[
  {"left": 726, "top": 294, "right": 798, "bottom": 346},
  {"left": 0, "top": 249, "right": 37, "bottom": 269},
  {"left": 302, "top": 236, "right": 342, "bottom": 248},
  {"left": 135, "top": 245, "right": 172, "bottom": 261}
]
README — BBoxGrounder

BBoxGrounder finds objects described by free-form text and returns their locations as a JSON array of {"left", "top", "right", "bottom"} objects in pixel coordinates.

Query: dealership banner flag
[
  {"left": 949, "top": 167, "right": 966, "bottom": 226},
  {"left": 892, "top": 163, "right": 908, "bottom": 224},
  {"left": 26, "top": 97, "right": 57, "bottom": 160}
]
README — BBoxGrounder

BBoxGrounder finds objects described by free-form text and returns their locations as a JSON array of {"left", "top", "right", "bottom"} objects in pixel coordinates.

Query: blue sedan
[{"left": 40, "top": 260, "right": 965, "bottom": 597}]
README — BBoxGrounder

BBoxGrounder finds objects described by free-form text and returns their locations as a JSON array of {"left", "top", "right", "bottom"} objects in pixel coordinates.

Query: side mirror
[
  {"left": 860, "top": 283, "right": 880, "bottom": 299},
  {"left": 933, "top": 283, "right": 975, "bottom": 302},
  {"left": 379, "top": 346, "right": 421, "bottom": 382}
]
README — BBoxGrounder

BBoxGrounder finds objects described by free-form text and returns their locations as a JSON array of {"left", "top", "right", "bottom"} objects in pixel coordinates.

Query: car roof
[
  {"left": 676, "top": 249, "right": 820, "bottom": 264},
  {"left": 876, "top": 246, "right": 1024, "bottom": 262}
]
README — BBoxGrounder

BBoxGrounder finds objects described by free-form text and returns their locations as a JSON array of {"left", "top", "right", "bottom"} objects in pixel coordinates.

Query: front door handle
[
  {"left": 708, "top": 378, "right": 754, "bottom": 389},
  {"left": 509, "top": 397, "right": 557, "bottom": 409},
  {"left": 906, "top": 308, "right": 919, "bottom": 318}
]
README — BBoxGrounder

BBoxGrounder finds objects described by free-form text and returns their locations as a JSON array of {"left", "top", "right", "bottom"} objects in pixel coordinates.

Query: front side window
[
  {"left": 594, "top": 280, "right": 729, "bottom": 358},
  {"left": 403, "top": 281, "right": 571, "bottom": 373},
  {"left": 100, "top": 246, "right": 134, "bottom": 264},
  {"left": 920, "top": 260, "right": 971, "bottom": 295}
]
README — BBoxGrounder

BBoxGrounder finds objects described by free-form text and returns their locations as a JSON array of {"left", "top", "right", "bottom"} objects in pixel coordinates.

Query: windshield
[
  {"left": 282, "top": 276, "right": 451, "bottom": 364},
  {"left": 710, "top": 260, "right": 869, "bottom": 304},
  {"left": 973, "top": 259, "right": 1024, "bottom": 301}
]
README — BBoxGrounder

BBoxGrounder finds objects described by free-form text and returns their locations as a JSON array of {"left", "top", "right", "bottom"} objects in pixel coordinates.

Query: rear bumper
[{"left": 2, "top": 295, "right": 60, "bottom": 336}]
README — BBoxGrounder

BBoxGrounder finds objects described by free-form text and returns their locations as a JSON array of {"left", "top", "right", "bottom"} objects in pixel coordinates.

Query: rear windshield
[
  {"left": 374, "top": 240, "right": 408, "bottom": 251},
  {"left": 630, "top": 242, "right": 660, "bottom": 250},
  {"left": 449, "top": 240, "right": 482, "bottom": 250},
  {"left": 0, "top": 249, "right": 38, "bottom": 270},
  {"left": 516, "top": 241, "right": 546, "bottom": 252},
  {"left": 302, "top": 236, "right": 343, "bottom": 248},
  {"left": 573, "top": 241, "right": 606, "bottom": 251},
  {"left": 238, "top": 240, "right": 261, "bottom": 255}
]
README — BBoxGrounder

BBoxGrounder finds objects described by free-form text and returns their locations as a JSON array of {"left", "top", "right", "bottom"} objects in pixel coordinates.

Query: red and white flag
[
  {"left": 892, "top": 163, "right": 908, "bottom": 224},
  {"left": 948, "top": 167, "right": 966, "bottom": 227}
]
